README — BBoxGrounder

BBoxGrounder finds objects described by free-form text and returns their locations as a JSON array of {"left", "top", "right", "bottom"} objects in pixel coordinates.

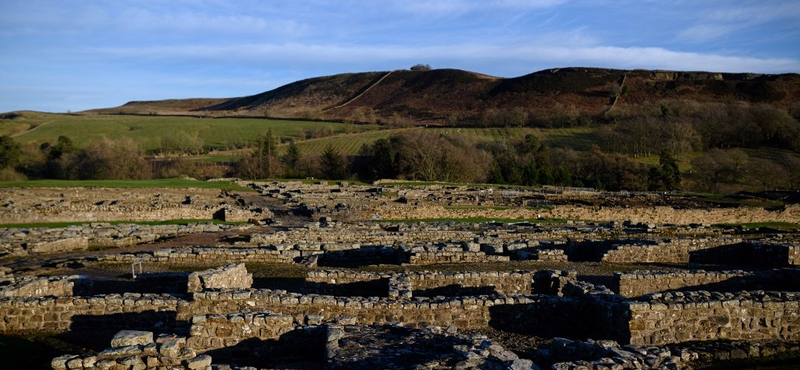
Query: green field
[
  {"left": 291, "top": 128, "right": 417, "bottom": 156},
  {"left": 0, "top": 178, "right": 251, "bottom": 191},
  {"left": 291, "top": 126, "right": 599, "bottom": 156},
  {"left": 3, "top": 112, "right": 379, "bottom": 151},
  {"left": 2, "top": 111, "right": 603, "bottom": 157}
]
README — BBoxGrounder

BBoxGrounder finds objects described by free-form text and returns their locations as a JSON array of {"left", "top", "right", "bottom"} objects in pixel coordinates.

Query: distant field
[
  {"left": 3, "top": 112, "right": 604, "bottom": 159},
  {"left": 3, "top": 112, "right": 379, "bottom": 151},
  {"left": 291, "top": 126, "right": 599, "bottom": 156},
  {"left": 291, "top": 128, "right": 417, "bottom": 156}
]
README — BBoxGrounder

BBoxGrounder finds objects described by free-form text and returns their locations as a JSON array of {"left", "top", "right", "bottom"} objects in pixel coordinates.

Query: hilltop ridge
[{"left": 85, "top": 67, "right": 800, "bottom": 125}]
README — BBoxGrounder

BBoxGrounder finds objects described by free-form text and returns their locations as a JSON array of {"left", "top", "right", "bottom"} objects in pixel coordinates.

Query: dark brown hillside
[
  {"left": 198, "top": 72, "right": 387, "bottom": 116},
  {"left": 85, "top": 67, "right": 800, "bottom": 125},
  {"left": 86, "top": 98, "right": 229, "bottom": 115},
  {"left": 618, "top": 70, "right": 800, "bottom": 106}
]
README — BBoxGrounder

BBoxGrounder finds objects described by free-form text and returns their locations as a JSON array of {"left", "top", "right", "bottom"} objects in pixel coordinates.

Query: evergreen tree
[
  {"left": 282, "top": 140, "right": 301, "bottom": 177},
  {"left": 648, "top": 151, "right": 681, "bottom": 191},
  {"left": 320, "top": 145, "right": 348, "bottom": 180},
  {"left": 253, "top": 130, "right": 277, "bottom": 179},
  {"left": 0, "top": 135, "right": 21, "bottom": 169}
]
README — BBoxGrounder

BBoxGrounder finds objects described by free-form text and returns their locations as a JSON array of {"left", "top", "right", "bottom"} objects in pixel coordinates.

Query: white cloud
[
  {"left": 77, "top": 39, "right": 800, "bottom": 75},
  {"left": 675, "top": 0, "right": 800, "bottom": 43},
  {"left": 677, "top": 24, "right": 738, "bottom": 43}
]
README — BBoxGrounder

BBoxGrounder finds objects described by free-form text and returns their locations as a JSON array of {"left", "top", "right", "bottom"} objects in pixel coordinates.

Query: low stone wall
[
  {"left": 187, "top": 263, "right": 253, "bottom": 293},
  {"left": 601, "top": 237, "right": 742, "bottom": 264},
  {"left": 616, "top": 270, "right": 752, "bottom": 298},
  {"left": 408, "top": 251, "right": 510, "bottom": 265},
  {"left": 404, "top": 270, "right": 533, "bottom": 296},
  {"left": 306, "top": 270, "right": 535, "bottom": 297},
  {"left": 370, "top": 202, "right": 800, "bottom": 226},
  {"left": 690, "top": 242, "right": 800, "bottom": 267},
  {"left": 0, "top": 293, "right": 184, "bottom": 333},
  {"left": 186, "top": 311, "right": 294, "bottom": 352},
  {"left": 615, "top": 269, "right": 800, "bottom": 297},
  {"left": 0, "top": 222, "right": 253, "bottom": 257},
  {"left": 190, "top": 290, "right": 500, "bottom": 330},
  {"left": 790, "top": 244, "right": 800, "bottom": 265},
  {"left": 92, "top": 246, "right": 294, "bottom": 266},
  {"left": 0, "top": 275, "right": 82, "bottom": 298},
  {"left": 0, "top": 186, "right": 266, "bottom": 225},
  {"left": 3, "top": 286, "right": 799, "bottom": 349},
  {"left": 51, "top": 331, "right": 211, "bottom": 370},
  {"left": 628, "top": 291, "right": 800, "bottom": 345}
]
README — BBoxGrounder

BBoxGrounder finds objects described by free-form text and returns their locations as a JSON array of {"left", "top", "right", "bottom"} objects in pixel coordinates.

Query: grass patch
[
  {"left": 0, "top": 178, "right": 251, "bottom": 191},
  {"left": 9, "top": 112, "right": 379, "bottom": 151}
]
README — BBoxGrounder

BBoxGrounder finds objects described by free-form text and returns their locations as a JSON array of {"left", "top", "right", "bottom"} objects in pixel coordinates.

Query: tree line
[
  {"left": 2, "top": 97, "right": 800, "bottom": 193},
  {"left": 2, "top": 129, "right": 800, "bottom": 193}
]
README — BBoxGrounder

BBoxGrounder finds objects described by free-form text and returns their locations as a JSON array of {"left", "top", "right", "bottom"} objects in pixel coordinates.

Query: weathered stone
[
  {"left": 110, "top": 330, "right": 154, "bottom": 347},
  {"left": 185, "top": 354, "right": 213, "bottom": 369}
]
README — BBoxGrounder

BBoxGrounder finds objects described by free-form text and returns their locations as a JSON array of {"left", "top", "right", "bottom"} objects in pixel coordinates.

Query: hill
[{"left": 86, "top": 67, "right": 800, "bottom": 125}]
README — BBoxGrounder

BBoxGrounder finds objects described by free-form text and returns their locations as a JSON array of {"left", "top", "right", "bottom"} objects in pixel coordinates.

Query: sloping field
[
  {"left": 291, "top": 128, "right": 417, "bottom": 156},
  {"left": 4, "top": 112, "right": 379, "bottom": 151},
  {"left": 291, "top": 126, "right": 599, "bottom": 156}
]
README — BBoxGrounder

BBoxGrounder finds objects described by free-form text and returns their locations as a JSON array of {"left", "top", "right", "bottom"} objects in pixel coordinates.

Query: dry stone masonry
[{"left": 0, "top": 181, "right": 799, "bottom": 369}]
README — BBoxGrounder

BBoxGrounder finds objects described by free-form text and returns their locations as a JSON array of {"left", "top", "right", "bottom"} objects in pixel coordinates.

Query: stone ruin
[{"left": 1, "top": 181, "right": 800, "bottom": 369}]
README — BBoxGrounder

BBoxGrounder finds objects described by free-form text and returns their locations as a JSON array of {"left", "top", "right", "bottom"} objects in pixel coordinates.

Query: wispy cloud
[
  {"left": 676, "top": 0, "right": 800, "bottom": 43},
  {"left": 76, "top": 40, "right": 800, "bottom": 75},
  {"left": 1, "top": 0, "right": 798, "bottom": 112}
]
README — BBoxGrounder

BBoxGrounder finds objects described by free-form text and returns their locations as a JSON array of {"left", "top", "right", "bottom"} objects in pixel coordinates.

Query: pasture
[{"left": 4, "top": 112, "right": 379, "bottom": 151}]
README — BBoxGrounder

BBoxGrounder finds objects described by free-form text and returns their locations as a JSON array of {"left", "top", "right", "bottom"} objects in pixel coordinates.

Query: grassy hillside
[
  {"left": 290, "top": 126, "right": 599, "bottom": 156},
  {"left": 3, "top": 112, "right": 379, "bottom": 151},
  {"left": 82, "top": 68, "right": 800, "bottom": 125}
]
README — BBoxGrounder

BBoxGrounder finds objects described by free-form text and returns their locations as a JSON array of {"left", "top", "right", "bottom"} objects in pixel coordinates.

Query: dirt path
[{"left": 323, "top": 71, "right": 393, "bottom": 112}]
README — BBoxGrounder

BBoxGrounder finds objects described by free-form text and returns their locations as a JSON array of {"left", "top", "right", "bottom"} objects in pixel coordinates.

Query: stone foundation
[
  {"left": 628, "top": 291, "right": 800, "bottom": 345},
  {"left": 615, "top": 269, "right": 800, "bottom": 298},
  {"left": 186, "top": 311, "right": 294, "bottom": 352}
]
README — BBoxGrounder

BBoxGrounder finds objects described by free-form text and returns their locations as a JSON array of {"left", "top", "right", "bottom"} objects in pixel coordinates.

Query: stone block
[
  {"left": 110, "top": 330, "right": 154, "bottom": 347},
  {"left": 185, "top": 354, "right": 213, "bottom": 369}
]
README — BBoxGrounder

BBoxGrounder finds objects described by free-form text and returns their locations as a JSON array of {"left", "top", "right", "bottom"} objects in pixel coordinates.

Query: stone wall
[
  {"left": 689, "top": 242, "right": 800, "bottom": 267},
  {"left": 0, "top": 222, "right": 253, "bottom": 257},
  {"left": 614, "top": 269, "right": 800, "bottom": 298},
  {"left": 0, "top": 293, "right": 184, "bottom": 333},
  {"left": 0, "top": 275, "right": 82, "bottom": 298},
  {"left": 90, "top": 246, "right": 294, "bottom": 266},
  {"left": 3, "top": 286, "right": 799, "bottom": 349},
  {"left": 628, "top": 291, "right": 800, "bottom": 345},
  {"left": 616, "top": 270, "right": 750, "bottom": 298},
  {"left": 408, "top": 251, "right": 510, "bottom": 265},
  {"left": 51, "top": 331, "right": 212, "bottom": 370},
  {"left": 370, "top": 202, "right": 800, "bottom": 226},
  {"left": 306, "top": 270, "right": 536, "bottom": 297},
  {"left": 404, "top": 270, "right": 533, "bottom": 296},
  {"left": 600, "top": 237, "right": 742, "bottom": 264},
  {"left": 189, "top": 290, "right": 499, "bottom": 330},
  {"left": 0, "top": 187, "right": 262, "bottom": 224},
  {"left": 186, "top": 311, "right": 294, "bottom": 352}
]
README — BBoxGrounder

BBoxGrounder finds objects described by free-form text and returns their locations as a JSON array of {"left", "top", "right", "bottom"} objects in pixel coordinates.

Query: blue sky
[{"left": 2, "top": 0, "right": 799, "bottom": 113}]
